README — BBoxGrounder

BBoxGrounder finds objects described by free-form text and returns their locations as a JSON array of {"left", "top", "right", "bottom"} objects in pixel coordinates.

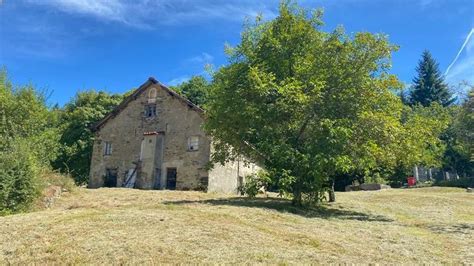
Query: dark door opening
[
  {"left": 104, "top": 168, "right": 117, "bottom": 187},
  {"left": 166, "top": 168, "right": 177, "bottom": 190}
]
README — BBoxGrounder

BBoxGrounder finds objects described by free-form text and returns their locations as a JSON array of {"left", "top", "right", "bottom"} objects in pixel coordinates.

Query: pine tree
[{"left": 409, "top": 50, "right": 455, "bottom": 107}]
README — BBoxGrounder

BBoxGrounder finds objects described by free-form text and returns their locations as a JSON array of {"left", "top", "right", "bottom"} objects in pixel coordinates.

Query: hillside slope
[{"left": 0, "top": 187, "right": 473, "bottom": 264}]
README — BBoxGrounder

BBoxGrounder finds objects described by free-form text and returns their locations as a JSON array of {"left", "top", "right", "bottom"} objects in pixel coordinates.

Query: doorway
[
  {"left": 104, "top": 168, "right": 117, "bottom": 187},
  {"left": 166, "top": 168, "right": 177, "bottom": 190}
]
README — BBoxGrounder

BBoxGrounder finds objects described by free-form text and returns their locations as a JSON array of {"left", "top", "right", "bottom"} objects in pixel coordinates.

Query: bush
[
  {"left": 238, "top": 171, "right": 271, "bottom": 197},
  {"left": 0, "top": 141, "right": 40, "bottom": 215},
  {"left": 435, "top": 177, "right": 474, "bottom": 188},
  {"left": 0, "top": 145, "right": 76, "bottom": 216},
  {"left": 0, "top": 69, "right": 76, "bottom": 215}
]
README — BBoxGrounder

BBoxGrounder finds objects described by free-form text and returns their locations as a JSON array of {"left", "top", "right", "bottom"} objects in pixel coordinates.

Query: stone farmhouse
[{"left": 89, "top": 77, "right": 258, "bottom": 193}]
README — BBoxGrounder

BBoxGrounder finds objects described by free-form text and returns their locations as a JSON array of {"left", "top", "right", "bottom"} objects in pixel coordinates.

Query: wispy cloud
[
  {"left": 187, "top": 52, "right": 214, "bottom": 64},
  {"left": 445, "top": 28, "right": 474, "bottom": 87},
  {"left": 32, "top": 0, "right": 125, "bottom": 20},
  {"left": 6, "top": 0, "right": 275, "bottom": 60},
  {"left": 445, "top": 28, "right": 474, "bottom": 76},
  {"left": 166, "top": 76, "right": 190, "bottom": 86},
  {"left": 0, "top": 13, "right": 74, "bottom": 59},
  {"left": 25, "top": 0, "right": 277, "bottom": 29}
]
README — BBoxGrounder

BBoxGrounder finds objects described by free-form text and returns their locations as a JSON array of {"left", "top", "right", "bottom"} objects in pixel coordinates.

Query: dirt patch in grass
[{"left": 0, "top": 187, "right": 472, "bottom": 264}]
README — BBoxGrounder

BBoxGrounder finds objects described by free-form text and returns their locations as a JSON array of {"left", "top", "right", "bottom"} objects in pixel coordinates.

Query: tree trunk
[
  {"left": 292, "top": 182, "right": 303, "bottom": 206},
  {"left": 292, "top": 190, "right": 302, "bottom": 206},
  {"left": 328, "top": 178, "right": 336, "bottom": 202}
]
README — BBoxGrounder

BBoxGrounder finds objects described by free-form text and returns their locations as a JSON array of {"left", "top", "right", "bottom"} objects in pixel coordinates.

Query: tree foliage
[
  {"left": 442, "top": 87, "right": 474, "bottom": 176},
  {"left": 205, "top": 3, "right": 448, "bottom": 205},
  {"left": 403, "top": 51, "right": 471, "bottom": 178},
  {"left": 457, "top": 87, "right": 474, "bottom": 160},
  {"left": 408, "top": 50, "right": 455, "bottom": 107},
  {"left": 172, "top": 75, "right": 211, "bottom": 107},
  {"left": 0, "top": 70, "right": 60, "bottom": 214},
  {"left": 53, "top": 91, "right": 123, "bottom": 184},
  {"left": 0, "top": 139, "right": 40, "bottom": 215},
  {"left": 0, "top": 70, "right": 61, "bottom": 163}
]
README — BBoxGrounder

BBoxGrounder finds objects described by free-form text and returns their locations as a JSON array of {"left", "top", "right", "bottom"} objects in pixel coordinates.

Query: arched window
[{"left": 148, "top": 87, "right": 157, "bottom": 101}]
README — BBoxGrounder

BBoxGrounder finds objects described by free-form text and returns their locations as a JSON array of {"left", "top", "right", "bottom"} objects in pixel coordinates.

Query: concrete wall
[
  {"left": 208, "top": 155, "right": 261, "bottom": 194},
  {"left": 89, "top": 83, "right": 211, "bottom": 190}
]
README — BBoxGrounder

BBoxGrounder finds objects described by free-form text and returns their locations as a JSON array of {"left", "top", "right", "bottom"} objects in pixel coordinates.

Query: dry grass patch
[{"left": 0, "top": 187, "right": 472, "bottom": 264}]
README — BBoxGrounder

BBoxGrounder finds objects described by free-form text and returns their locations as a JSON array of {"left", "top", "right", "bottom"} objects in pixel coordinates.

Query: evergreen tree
[{"left": 409, "top": 50, "right": 455, "bottom": 107}]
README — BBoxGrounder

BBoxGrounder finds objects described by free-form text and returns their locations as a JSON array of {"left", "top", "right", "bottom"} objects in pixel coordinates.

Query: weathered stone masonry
[{"left": 89, "top": 77, "right": 258, "bottom": 193}]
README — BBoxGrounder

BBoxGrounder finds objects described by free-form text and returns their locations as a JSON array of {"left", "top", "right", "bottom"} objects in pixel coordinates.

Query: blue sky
[{"left": 1, "top": 0, "right": 473, "bottom": 105}]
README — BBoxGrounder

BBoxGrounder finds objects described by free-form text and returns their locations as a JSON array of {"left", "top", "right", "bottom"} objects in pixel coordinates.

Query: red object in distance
[{"left": 407, "top": 176, "right": 416, "bottom": 186}]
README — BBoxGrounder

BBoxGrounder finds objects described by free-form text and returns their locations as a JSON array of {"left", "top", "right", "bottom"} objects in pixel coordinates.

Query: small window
[
  {"left": 188, "top": 136, "right": 199, "bottom": 151},
  {"left": 145, "top": 104, "right": 157, "bottom": 118},
  {"left": 104, "top": 141, "right": 112, "bottom": 155}
]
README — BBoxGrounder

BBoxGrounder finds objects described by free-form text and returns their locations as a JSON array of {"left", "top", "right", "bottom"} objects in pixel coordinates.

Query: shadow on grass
[
  {"left": 163, "top": 197, "right": 394, "bottom": 222},
  {"left": 427, "top": 223, "right": 474, "bottom": 235}
]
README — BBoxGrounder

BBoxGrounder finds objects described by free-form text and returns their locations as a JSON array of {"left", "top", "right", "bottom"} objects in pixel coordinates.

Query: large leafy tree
[
  {"left": 53, "top": 91, "right": 122, "bottom": 184},
  {"left": 206, "top": 3, "right": 415, "bottom": 205},
  {"left": 0, "top": 69, "right": 61, "bottom": 164},
  {"left": 409, "top": 50, "right": 455, "bottom": 107},
  {"left": 395, "top": 103, "right": 450, "bottom": 178}
]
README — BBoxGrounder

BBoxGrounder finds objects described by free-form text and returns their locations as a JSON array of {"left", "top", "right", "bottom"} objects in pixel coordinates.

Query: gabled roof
[{"left": 91, "top": 77, "right": 204, "bottom": 132}]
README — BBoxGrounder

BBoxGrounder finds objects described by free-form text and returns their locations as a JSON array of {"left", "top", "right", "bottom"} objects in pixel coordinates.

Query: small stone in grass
[{"left": 467, "top": 188, "right": 472, "bottom": 193}]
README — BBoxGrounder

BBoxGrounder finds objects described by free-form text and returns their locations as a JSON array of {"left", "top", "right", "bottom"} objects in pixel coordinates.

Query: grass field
[{"left": 0, "top": 187, "right": 472, "bottom": 264}]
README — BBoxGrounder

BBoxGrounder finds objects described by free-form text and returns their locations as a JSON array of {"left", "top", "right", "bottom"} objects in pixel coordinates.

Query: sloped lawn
[{"left": 0, "top": 187, "right": 472, "bottom": 264}]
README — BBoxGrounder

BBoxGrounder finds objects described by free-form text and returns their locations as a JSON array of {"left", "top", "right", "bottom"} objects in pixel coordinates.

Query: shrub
[
  {"left": 238, "top": 171, "right": 271, "bottom": 197},
  {"left": 0, "top": 141, "right": 40, "bottom": 215},
  {"left": 435, "top": 177, "right": 474, "bottom": 188}
]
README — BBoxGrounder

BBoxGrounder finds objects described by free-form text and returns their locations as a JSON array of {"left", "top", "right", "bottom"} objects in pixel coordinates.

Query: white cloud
[{"left": 25, "top": 0, "right": 277, "bottom": 28}]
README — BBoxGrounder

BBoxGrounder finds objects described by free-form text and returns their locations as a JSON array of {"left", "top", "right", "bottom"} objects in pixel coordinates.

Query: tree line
[{"left": 1, "top": 2, "right": 473, "bottom": 212}]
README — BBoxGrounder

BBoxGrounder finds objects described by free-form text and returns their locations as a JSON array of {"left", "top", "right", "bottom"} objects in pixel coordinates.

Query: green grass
[{"left": 0, "top": 187, "right": 473, "bottom": 264}]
